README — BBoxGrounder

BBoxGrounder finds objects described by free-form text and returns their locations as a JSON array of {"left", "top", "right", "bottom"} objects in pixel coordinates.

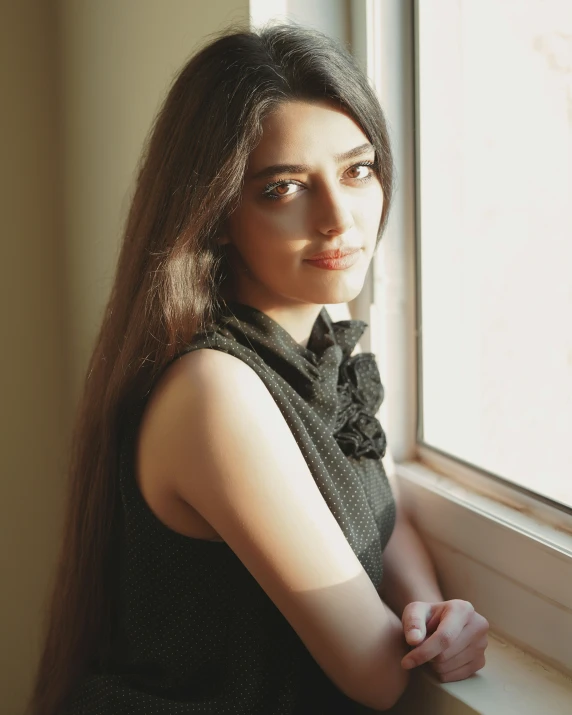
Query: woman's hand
[{"left": 400, "top": 599, "right": 489, "bottom": 683}]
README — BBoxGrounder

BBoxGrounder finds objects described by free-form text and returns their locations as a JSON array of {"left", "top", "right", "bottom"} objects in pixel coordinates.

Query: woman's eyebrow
[{"left": 248, "top": 142, "right": 375, "bottom": 181}]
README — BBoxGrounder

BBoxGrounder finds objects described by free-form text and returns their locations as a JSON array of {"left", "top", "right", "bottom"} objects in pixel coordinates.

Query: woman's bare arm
[
  {"left": 144, "top": 349, "right": 410, "bottom": 711},
  {"left": 379, "top": 502, "right": 444, "bottom": 616}
]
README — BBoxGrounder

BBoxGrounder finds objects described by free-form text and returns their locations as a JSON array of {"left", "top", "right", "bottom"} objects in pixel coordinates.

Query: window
[
  {"left": 351, "top": 0, "right": 572, "bottom": 675},
  {"left": 416, "top": 0, "right": 572, "bottom": 509}
]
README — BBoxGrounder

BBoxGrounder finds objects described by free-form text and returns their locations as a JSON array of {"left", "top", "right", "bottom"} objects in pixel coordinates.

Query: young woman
[{"left": 30, "top": 23, "right": 488, "bottom": 715}]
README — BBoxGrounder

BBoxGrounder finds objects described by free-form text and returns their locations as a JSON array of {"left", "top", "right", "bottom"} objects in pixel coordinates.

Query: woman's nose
[{"left": 316, "top": 183, "right": 355, "bottom": 236}]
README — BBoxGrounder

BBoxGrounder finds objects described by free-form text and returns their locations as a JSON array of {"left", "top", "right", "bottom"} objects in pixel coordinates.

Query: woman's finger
[
  {"left": 401, "top": 602, "right": 468, "bottom": 669},
  {"left": 431, "top": 621, "right": 489, "bottom": 665},
  {"left": 401, "top": 601, "right": 433, "bottom": 646},
  {"left": 431, "top": 637, "right": 487, "bottom": 675},
  {"left": 434, "top": 652, "right": 487, "bottom": 683}
]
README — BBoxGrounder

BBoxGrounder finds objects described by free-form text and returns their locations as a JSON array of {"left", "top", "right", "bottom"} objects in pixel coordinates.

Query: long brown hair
[{"left": 29, "top": 21, "right": 395, "bottom": 714}]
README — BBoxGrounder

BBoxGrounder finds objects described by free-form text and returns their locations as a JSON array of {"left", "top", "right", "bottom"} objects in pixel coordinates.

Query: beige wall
[{"left": 0, "top": 1, "right": 67, "bottom": 711}]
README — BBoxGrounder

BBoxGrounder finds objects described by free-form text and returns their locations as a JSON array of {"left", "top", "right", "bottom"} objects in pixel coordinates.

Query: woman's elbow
[{"left": 345, "top": 663, "right": 410, "bottom": 712}]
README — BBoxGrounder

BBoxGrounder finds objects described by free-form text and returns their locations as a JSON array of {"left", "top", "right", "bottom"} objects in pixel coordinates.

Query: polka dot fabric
[{"left": 64, "top": 302, "right": 396, "bottom": 714}]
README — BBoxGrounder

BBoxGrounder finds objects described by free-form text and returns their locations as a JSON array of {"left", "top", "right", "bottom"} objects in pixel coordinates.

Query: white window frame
[{"left": 350, "top": 0, "right": 572, "bottom": 675}]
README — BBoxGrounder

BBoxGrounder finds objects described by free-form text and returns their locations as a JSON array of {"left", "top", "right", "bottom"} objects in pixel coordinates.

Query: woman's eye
[
  {"left": 346, "top": 162, "right": 375, "bottom": 180},
  {"left": 264, "top": 183, "right": 301, "bottom": 200},
  {"left": 262, "top": 162, "right": 376, "bottom": 201}
]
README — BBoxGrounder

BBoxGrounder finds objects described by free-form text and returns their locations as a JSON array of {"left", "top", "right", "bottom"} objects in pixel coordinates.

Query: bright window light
[{"left": 417, "top": 0, "right": 572, "bottom": 507}]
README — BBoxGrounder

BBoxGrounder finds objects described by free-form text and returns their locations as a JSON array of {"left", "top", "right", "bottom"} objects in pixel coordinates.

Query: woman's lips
[{"left": 304, "top": 249, "right": 361, "bottom": 271}]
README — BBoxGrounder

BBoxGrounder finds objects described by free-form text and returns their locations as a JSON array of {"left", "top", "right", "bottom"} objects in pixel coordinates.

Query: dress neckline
[
  {"left": 189, "top": 299, "right": 387, "bottom": 461},
  {"left": 222, "top": 300, "right": 367, "bottom": 367}
]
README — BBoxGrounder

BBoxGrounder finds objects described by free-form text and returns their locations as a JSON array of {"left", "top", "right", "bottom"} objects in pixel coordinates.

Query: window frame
[{"left": 350, "top": 0, "right": 572, "bottom": 675}]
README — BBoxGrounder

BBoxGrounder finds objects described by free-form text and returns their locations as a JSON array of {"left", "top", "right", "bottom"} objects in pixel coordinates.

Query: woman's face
[{"left": 220, "top": 100, "right": 384, "bottom": 309}]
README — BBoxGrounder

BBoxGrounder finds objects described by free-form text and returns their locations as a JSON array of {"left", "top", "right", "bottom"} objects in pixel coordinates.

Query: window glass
[{"left": 417, "top": 0, "right": 572, "bottom": 506}]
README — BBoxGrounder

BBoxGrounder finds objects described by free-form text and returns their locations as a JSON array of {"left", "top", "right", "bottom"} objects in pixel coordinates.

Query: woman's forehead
[{"left": 245, "top": 101, "right": 372, "bottom": 178}]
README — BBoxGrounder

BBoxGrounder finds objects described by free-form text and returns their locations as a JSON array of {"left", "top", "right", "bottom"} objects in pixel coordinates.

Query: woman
[{"left": 30, "top": 23, "right": 488, "bottom": 715}]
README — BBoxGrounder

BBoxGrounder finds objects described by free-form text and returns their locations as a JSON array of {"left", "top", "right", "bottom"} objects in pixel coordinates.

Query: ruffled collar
[
  {"left": 216, "top": 301, "right": 386, "bottom": 461},
  {"left": 223, "top": 300, "right": 364, "bottom": 361}
]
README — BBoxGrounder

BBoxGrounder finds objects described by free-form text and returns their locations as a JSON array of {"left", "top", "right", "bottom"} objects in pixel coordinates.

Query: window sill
[
  {"left": 392, "top": 460, "right": 572, "bottom": 675},
  {"left": 389, "top": 633, "right": 572, "bottom": 715}
]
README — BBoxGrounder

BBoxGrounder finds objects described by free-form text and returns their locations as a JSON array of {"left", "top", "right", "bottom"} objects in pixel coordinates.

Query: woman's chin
[
  {"left": 323, "top": 271, "right": 369, "bottom": 303},
  {"left": 301, "top": 279, "right": 367, "bottom": 306}
]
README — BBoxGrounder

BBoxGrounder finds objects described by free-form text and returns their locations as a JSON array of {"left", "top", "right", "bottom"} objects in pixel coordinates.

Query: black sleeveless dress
[{"left": 64, "top": 302, "right": 396, "bottom": 714}]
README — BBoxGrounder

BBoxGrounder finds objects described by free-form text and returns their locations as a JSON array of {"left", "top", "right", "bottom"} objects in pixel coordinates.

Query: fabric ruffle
[
  {"left": 312, "top": 313, "right": 387, "bottom": 461},
  {"left": 334, "top": 352, "right": 387, "bottom": 460},
  {"left": 217, "top": 301, "right": 387, "bottom": 461}
]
